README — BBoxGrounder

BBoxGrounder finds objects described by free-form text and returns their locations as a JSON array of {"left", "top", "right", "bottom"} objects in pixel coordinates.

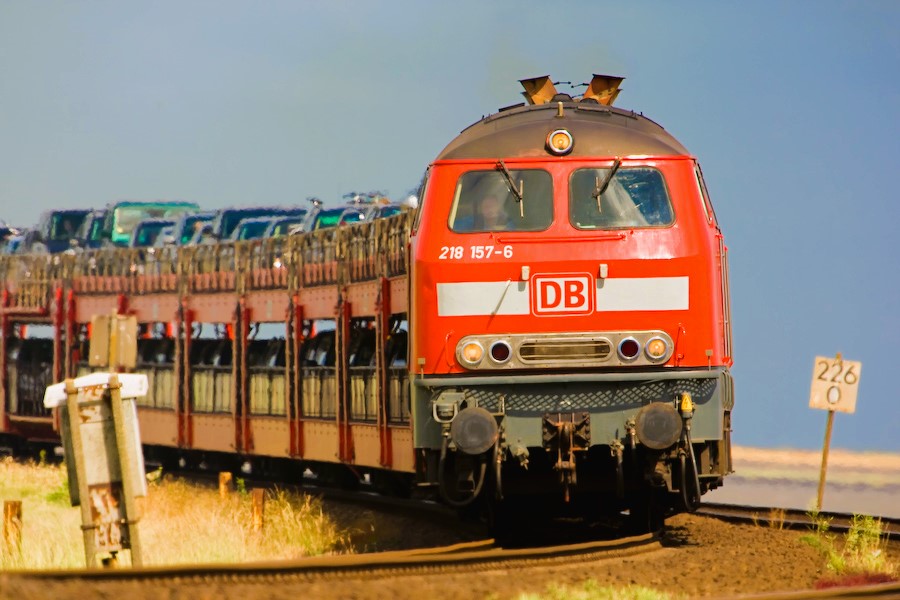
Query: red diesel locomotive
[
  {"left": 0, "top": 74, "right": 733, "bottom": 530},
  {"left": 410, "top": 74, "right": 733, "bottom": 525}
]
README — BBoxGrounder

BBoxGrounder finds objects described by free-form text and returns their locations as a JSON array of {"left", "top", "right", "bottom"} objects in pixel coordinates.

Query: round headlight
[
  {"left": 459, "top": 340, "right": 484, "bottom": 366},
  {"left": 546, "top": 129, "right": 574, "bottom": 155},
  {"left": 645, "top": 336, "right": 669, "bottom": 362},
  {"left": 450, "top": 407, "right": 498, "bottom": 455}
]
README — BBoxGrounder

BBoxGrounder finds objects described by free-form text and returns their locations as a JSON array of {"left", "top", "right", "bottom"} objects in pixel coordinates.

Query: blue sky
[{"left": 1, "top": 1, "right": 898, "bottom": 452}]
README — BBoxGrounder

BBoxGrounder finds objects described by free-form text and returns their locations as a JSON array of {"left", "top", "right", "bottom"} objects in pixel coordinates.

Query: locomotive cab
[{"left": 409, "top": 75, "right": 734, "bottom": 527}]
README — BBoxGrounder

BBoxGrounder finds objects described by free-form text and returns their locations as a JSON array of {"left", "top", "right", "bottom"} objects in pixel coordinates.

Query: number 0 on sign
[{"left": 809, "top": 356, "right": 861, "bottom": 414}]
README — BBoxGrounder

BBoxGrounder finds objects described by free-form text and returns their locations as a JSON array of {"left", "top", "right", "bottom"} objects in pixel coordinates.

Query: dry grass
[
  {"left": 514, "top": 580, "right": 680, "bottom": 600},
  {"left": 0, "top": 457, "right": 79, "bottom": 569},
  {"left": 0, "top": 457, "right": 352, "bottom": 570},
  {"left": 768, "top": 508, "right": 786, "bottom": 530},
  {"left": 749, "top": 509, "right": 785, "bottom": 529}
]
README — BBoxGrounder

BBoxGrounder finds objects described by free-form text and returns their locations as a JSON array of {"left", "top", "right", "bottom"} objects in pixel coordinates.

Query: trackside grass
[
  {"left": 801, "top": 510, "right": 896, "bottom": 588},
  {"left": 513, "top": 580, "right": 679, "bottom": 600},
  {"left": 0, "top": 457, "right": 351, "bottom": 569}
]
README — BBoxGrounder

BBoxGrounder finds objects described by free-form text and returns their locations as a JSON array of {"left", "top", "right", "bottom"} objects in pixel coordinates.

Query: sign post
[
  {"left": 44, "top": 373, "right": 148, "bottom": 567},
  {"left": 808, "top": 353, "right": 861, "bottom": 511}
]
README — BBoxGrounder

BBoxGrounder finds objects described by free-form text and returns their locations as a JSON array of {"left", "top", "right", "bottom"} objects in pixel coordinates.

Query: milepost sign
[{"left": 809, "top": 355, "right": 861, "bottom": 414}]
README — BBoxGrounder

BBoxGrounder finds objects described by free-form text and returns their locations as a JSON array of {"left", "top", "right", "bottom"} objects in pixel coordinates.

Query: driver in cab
[{"left": 455, "top": 195, "right": 515, "bottom": 232}]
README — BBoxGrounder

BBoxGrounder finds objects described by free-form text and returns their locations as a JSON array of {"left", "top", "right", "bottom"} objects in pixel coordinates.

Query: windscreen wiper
[
  {"left": 592, "top": 158, "right": 622, "bottom": 212},
  {"left": 496, "top": 160, "right": 525, "bottom": 217}
]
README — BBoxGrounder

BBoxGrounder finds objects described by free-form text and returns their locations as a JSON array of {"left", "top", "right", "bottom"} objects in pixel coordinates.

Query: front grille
[
  {"left": 518, "top": 339, "right": 611, "bottom": 363},
  {"left": 463, "top": 377, "right": 719, "bottom": 414}
]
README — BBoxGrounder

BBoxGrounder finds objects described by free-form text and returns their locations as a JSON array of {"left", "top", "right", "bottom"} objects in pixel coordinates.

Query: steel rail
[
  {"left": 696, "top": 502, "right": 900, "bottom": 539},
  {"left": 1, "top": 532, "right": 660, "bottom": 583}
]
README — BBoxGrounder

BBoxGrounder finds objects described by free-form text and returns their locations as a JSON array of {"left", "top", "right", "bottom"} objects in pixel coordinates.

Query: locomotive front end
[{"left": 409, "top": 76, "right": 734, "bottom": 527}]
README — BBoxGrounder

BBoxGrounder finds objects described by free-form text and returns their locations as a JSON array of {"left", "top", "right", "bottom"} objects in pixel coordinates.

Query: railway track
[
  {"left": 696, "top": 502, "right": 900, "bottom": 539},
  {"left": 3, "top": 503, "right": 900, "bottom": 599},
  {"left": 0, "top": 532, "right": 660, "bottom": 584},
  {"left": 221, "top": 472, "right": 900, "bottom": 544},
  {"left": 4, "top": 457, "right": 899, "bottom": 599}
]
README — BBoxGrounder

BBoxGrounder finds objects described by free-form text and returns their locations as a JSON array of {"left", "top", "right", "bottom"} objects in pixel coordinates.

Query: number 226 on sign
[{"left": 809, "top": 356, "right": 861, "bottom": 414}]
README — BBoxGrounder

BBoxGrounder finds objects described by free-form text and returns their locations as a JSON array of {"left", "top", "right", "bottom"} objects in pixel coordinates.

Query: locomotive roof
[{"left": 435, "top": 97, "right": 690, "bottom": 161}]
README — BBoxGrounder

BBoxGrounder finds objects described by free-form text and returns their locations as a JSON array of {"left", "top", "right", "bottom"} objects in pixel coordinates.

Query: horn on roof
[
  {"left": 519, "top": 75, "right": 558, "bottom": 105},
  {"left": 581, "top": 74, "right": 625, "bottom": 106}
]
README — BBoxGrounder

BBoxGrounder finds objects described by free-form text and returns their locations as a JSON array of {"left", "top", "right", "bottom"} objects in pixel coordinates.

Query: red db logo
[{"left": 531, "top": 274, "right": 594, "bottom": 316}]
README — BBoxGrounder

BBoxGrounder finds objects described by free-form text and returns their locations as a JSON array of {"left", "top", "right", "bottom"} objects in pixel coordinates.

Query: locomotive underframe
[{"left": 413, "top": 368, "right": 733, "bottom": 508}]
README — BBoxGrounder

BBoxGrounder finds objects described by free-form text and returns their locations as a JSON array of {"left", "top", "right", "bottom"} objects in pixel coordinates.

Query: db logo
[{"left": 531, "top": 274, "right": 594, "bottom": 316}]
